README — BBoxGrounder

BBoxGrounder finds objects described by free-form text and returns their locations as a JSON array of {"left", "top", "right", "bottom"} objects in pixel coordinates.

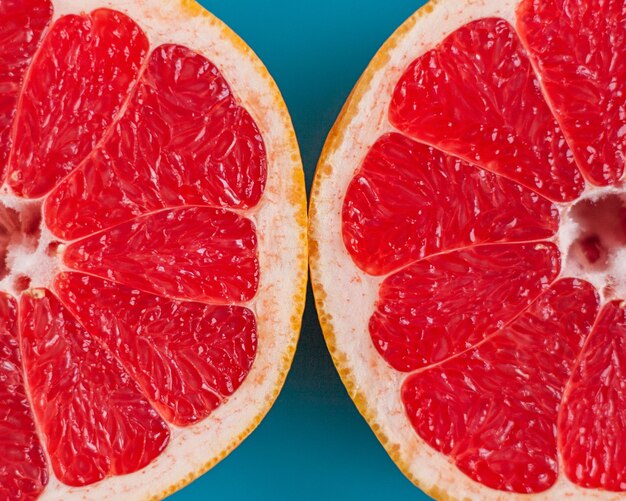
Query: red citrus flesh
[
  {"left": 0, "top": 0, "right": 52, "bottom": 180},
  {"left": 55, "top": 273, "right": 257, "bottom": 427},
  {"left": 389, "top": 18, "right": 583, "bottom": 203},
  {"left": 0, "top": 0, "right": 266, "bottom": 494},
  {"left": 342, "top": 1, "right": 626, "bottom": 494},
  {"left": 343, "top": 132, "right": 559, "bottom": 276},
  {"left": 559, "top": 301, "right": 626, "bottom": 491},
  {"left": 403, "top": 279, "right": 599, "bottom": 493},
  {"left": 20, "top": 290, "right": 171, "bottom": 487},
  {"left": 8, "top": 9, "right": 150, "bottom": 198},
  {"left": 45, "top": 43, "right": 267, "bottom": 241},
  {"left": 517, "top": 0, "right": 626, "bottom": 187},
  {"left": 62, "top": 207, "right": 260, "bottom": 303},
  {"left": 370, "top": 242, "right": 561, "bottom": 371},
  {"left": 0, "top": 293, "right": 47, "bottom": 501}
]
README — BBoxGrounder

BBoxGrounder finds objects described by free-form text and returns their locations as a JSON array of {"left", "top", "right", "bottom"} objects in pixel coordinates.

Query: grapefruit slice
[
  {"left": 310, "top": 0, "right": 626, "bottom": 498},
  {"left": 0, "top": 0, "right": 306, "bottom": 499}
]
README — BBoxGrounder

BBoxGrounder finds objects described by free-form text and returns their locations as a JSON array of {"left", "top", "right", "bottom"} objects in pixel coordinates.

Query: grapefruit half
[
  {"left": 310, "top": 0, "right": 626, "bottom": 499},
  {"left": 0, "top": 0, "right": 306, "bottom": 499}
]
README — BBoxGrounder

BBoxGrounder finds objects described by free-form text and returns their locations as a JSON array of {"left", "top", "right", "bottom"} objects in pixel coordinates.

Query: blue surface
[{"left": 171, "top": 2, "right": 432, "bottom": 500}]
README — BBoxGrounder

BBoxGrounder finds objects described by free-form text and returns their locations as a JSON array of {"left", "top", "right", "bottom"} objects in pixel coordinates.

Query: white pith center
[
  {"left": 559, "top": 187, "right": 626, "bottom": 301},
  {"left": 0, "top": 192, "right": 63, "bottom": 298}
]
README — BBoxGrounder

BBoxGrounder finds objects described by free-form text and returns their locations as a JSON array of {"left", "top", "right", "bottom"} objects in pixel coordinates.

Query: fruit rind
[
  {"left": 310, "top": 4, "right": 459, "bottom": 498},
  {"left": 144, "top": 2, "right": 308, "bottom": 500}
]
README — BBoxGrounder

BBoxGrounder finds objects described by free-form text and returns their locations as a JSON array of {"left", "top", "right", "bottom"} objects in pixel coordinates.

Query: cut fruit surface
[
  {"left": 403, "top": 278, "right": 599, "bottom": 494},
  {"left": 559, "top": 300, "right": 626, "bottom": 491},
  {"left": 0, "top": 0, "right": 52, "bottom": 180},
  {"left": 44, "top": 42, "right": 267, "bottom": 241},
  {"left": 517, "top": 0, "right": 626, "bottom": 187},
  {"left": 0, "top": 0, "right": 306, "bottom": 499},
  {"left": 310, "top": 0, "right": 626, "bottom": 499},
  {"left": 342, "top": 132, "right": 560, "bottom": 276},
  {"left": 20, "top": 290, "right": 171, "bottom": 487},
  {"left": 62, "top": 207, "right": 260, "bottom": 303},
  {"left": 56, "top": 272, "right": 258, "bottom": 427},
  {"left": 8, "top": 8, "right": 149, "bottom": 197},
  {"left": 370, "top": 243, "right": 561, "bottom": 371},
  {"left": 389, "top": 17, "right": 583, "bottom": 203},
  {"left": 0, "top": 293, "right": 47, "bottom": 501}
]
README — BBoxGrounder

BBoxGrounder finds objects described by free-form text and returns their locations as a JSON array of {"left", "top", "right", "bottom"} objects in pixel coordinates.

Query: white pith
[
  {"left": 0, "top": 191, "right": 61, "bottom": 297},
  {"left": 310, "top": 0, "right": 624, "bottom": 500},
  {"left": 4, "top": 0, "right": 306, "bottom": 499},
  {"left": 558, "top": 187, "right": 626, "bottom": 302}
]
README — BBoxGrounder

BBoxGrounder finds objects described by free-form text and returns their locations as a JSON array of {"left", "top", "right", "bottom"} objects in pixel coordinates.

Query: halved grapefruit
[
  {"left": 0, "top": 0, "right": 306, "bottom": 499},
  {"left": 310, "top": 0, "right": 626, "bottom": 498}
]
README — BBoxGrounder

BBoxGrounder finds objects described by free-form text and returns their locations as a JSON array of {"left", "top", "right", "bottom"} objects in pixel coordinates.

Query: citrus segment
[
  {"left": 517, "top": 0, "right": 626, "bottom": 186},
  {"left": 559, "top": 300, "right": 626, "bottom": 490},
  {"left": 8, "top": 8, "right": 149, "bottom": 198},
  {"left": 0, "top": 0, "right": 51, "bottom": 180},
  {"left": 402, "top": 279, "right": 599, "bottom": 493},
  {"left": 55, "top": 272, "right": 257, "bottom": 427},
  {"left": 62, "top": 207, "right": 258, "bottom": 303},
  {"left": 45, "top": 43, "right": 267, "bottom": 241},
  {"left": 19, "top": 289, "right": 170, "bottom": 487},
  {"left": 389, "top": 17, "right": 583, "bottom": 203},
  {"left": 0, "top": 293, "right": 47, "bottom": 501},
  {"left": 342, "top": 132, "right": 559, "bottom": 276},
  {"left": 370, "top": 243, "right": 560, "bottom": 372}
]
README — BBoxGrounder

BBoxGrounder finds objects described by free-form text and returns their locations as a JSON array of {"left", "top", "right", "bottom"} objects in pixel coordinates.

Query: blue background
[{"left": 172, "top": 2, "right": 431, "bottom": 500}]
